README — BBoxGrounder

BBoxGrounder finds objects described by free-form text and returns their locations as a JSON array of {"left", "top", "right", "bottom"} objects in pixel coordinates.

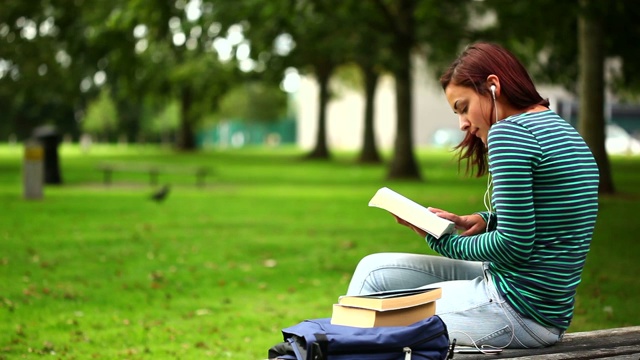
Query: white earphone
[{"left": 490, "top": 84, "right": 498, "bottom": 124}]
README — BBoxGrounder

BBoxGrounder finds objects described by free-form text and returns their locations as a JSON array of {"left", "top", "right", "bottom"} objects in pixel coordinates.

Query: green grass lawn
[{"left": 1, "top": 143, "right": 639, "bottom": 359}]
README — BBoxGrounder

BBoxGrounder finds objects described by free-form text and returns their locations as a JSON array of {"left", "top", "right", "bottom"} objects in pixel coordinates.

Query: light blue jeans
[{"left": 346, "top": 253, "right": 564, "bottom": 349}]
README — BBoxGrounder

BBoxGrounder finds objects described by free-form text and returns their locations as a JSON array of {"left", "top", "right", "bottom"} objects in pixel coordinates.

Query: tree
[
  {"left": 368, "top": 0, "right": 421, "bottom": 179},
  {"left": 284, "top": 0, "right": 352, "bottom": 159},
  {"left": 337, "top": 1, "right": 396, "bottom": 165},
  {"left": 218, "top": 82, "right": 287, "bottom": 122},
  {"left": 578, "top": 0, "right": 612, "bottom": 193},
  {"left": 140, "top": 99, "right": 180, "bottom": 144},
  {"left": 0, "top": 0, "right": 99, "bottom": 139},
  {"left": 1, "top": 0, "right": 244, "bottom": 148},
  {"left": 82, "top": 88, "right": 118, "bottom": 141},
  {"left": 0, "top": 0, "right": 153, "bottom": 142},
  {"left": 357, "top": 63, "right": 384, "bottom": 164},
  {"left": 355, "top": 0, "right": 471, "bottom": 179},
  {"left": 104, "top": 0, "right": 240, "bottom": 150},
  {"left": 212, "top": 0, "right": 353, "bottom": 159}
]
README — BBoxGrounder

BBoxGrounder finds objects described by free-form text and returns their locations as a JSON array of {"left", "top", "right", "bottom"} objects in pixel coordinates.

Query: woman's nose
[{"left": 459, "top": 116, "right": 470, "bottom": 131}]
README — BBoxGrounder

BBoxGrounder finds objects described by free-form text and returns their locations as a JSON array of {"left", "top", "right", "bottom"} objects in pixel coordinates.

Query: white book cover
[{"left": 368, "top": 187, "right": 455, "bottom": 239}]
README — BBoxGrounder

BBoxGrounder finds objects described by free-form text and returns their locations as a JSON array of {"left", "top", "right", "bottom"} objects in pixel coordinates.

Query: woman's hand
[{"left": 427, "top": 207, "right": 487, "bottom": 236}]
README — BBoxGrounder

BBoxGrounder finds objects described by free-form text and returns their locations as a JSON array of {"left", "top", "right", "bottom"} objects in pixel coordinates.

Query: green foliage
[
  {"left": 0, "top": 0, "right": 243, "bottom": 146},
  {"left": 82, "top": 88, "right": 119, "bottom": 139},
  {"left": 0, "top": 0, "right": 90, "bottom": 139},
  {"left": 137, "top": 99, "right": 180, "bottom": 143},
  {"left": 477, "top": 0, "right": 640, "bottom": 95},
  {"left": 474, "top": 0, "right": 579, "bottom": 90},
  {"left": 153, "top": 101, "right": 180, "bottom": 134},
  {"left": 332, "top": 64, "right": 363, "bottom": 92},
  {"left": 0, "top": 144, "right": 638, "bottom": 359},
  {"left": 218, "top": 82, "right": 288, "bottom": 122}
]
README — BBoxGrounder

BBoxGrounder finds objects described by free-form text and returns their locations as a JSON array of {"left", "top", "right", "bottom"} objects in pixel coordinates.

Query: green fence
[{"left": 196, "top": 118, "right": 296, "bottom": 148}]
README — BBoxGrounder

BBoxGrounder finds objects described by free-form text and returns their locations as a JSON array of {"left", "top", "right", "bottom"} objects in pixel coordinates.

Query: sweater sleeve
[
  {"left": 475, "top": 211, "right": 497, "bottom": 232},
  {"left": 426, "top": 121, "right": 542, "bottom": 264}
]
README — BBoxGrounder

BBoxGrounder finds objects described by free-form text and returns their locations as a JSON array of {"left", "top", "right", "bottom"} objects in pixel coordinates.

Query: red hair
[{"left": 439, "top": 42, "right": 549, "bottom": 177}]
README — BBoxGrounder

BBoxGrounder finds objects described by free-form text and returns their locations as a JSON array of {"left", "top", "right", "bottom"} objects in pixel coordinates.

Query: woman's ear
[{"left": 486, "top": 75, "right": 500, "bottom": 97}]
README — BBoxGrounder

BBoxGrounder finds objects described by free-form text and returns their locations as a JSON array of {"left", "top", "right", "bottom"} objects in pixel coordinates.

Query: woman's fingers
[{"left": 428, "top": 208, "right": 460, "bottom": 223}]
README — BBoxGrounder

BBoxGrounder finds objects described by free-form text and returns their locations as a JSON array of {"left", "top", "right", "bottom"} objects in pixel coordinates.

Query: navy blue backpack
[{"left": 268, "top": 315, "right": 450, "bottom": 360}]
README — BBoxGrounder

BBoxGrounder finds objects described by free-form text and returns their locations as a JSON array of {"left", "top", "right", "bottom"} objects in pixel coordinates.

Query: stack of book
[{"left": 330, "top": 287, "right": 442, "bottom": 327}]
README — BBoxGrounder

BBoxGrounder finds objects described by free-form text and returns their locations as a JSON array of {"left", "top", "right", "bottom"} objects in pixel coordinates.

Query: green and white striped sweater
[{"left": 427, "top": 110, "right": 599, "bottom": 330}]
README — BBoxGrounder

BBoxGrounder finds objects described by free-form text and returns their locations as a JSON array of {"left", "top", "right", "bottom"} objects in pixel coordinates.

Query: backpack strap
[
  {"left": 286, "top": 336, "right": 308, "bottom": 360},
  {"left": 309, "top": 333, "right": 327, "bottom": 360}
]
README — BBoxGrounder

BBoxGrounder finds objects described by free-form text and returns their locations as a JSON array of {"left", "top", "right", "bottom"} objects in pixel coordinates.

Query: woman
[{"left": 346, "top": 42, "right": 600, "bottom": 349}]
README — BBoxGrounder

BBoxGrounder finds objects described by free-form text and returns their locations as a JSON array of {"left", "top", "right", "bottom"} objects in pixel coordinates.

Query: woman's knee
[
  {"left": 347, "top": 253, "right": 415, "bottom": 295},
  {"left": 354, "top": 252, "right": 403, "bottom": 272}
]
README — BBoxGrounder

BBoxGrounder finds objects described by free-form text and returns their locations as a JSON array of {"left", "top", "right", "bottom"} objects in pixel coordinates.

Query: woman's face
[{"left": 444, "top": 83, "right": 493, "bottom": 145}]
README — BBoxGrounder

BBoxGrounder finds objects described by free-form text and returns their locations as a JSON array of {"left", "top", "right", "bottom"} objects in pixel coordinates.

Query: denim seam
[
  {"left": 473, "top": 325, "right": 511, "bottom": 344},
  {"left": 506, "top": 305, "right": 556, "bottom": 347}
]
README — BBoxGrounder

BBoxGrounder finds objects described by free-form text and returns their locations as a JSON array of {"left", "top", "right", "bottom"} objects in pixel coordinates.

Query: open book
[{"left": 369, "top": 187, "right": 455, "bottom": 239}]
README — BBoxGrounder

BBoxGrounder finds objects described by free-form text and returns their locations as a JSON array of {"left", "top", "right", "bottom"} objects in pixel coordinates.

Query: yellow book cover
[{"left": 331, "top": 302, "right": 436, "bottom": 327}]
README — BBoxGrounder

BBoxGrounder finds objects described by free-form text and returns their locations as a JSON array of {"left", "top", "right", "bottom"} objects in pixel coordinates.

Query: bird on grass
[{"left": 150, "top": 184, "right": 171, "bottom": 202}]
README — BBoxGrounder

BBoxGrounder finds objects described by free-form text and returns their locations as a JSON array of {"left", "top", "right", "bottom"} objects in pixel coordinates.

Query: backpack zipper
[{"left": 408, "top": 327, "right": 448, "bottom": 349}]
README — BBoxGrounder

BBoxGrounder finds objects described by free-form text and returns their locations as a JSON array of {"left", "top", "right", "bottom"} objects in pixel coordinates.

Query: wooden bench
[
  {"left": 97, "top": 163, "right": 211, "bottom": 187},
  {"left": 453, "top": 326, "right": 640, "bottom": 359}
]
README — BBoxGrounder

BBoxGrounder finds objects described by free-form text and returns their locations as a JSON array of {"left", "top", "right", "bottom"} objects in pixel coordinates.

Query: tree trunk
[
  {"left": 578, "top": 0, "right": 614, "bottom": 194},
  {"left": 306, "top": 62, "right": 333, "bottom": 159},
  {"left": 177, "top": 86, "right": 196, "bottom": 150},
  {"left": 121, "top": 103, "right": 141, "bottom": 146},
  {"left": 386, "top": 0, "right": 421, "bottom": 180},
  {"left": 358, "top": 64, "right": 382, "bottom": 164},
  {"left": 14, "top": 113, "right": 33, "bottom": 141}
]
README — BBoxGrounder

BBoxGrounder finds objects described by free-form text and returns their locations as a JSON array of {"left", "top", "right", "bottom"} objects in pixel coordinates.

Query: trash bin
[{"left": 32, "top": 125, "right": 62, "bottom": 184}]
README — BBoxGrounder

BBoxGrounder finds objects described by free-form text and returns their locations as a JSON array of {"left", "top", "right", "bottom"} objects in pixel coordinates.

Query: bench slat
[{"left": 97, "top": 163, "right": 210, "bottom": 187}]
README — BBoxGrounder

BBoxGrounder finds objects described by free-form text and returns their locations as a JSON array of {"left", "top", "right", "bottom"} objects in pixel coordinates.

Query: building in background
[{"left": 295, "top": 57, "right": 455, "bottom": 152}]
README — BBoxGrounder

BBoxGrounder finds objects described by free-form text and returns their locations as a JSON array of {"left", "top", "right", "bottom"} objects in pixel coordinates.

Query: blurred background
[
  {"left": 2, "top": 0, "right": 640, "bottom": 184},
  {"left": 3, "top": 2, "right": 640, "bottom": 357}
]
